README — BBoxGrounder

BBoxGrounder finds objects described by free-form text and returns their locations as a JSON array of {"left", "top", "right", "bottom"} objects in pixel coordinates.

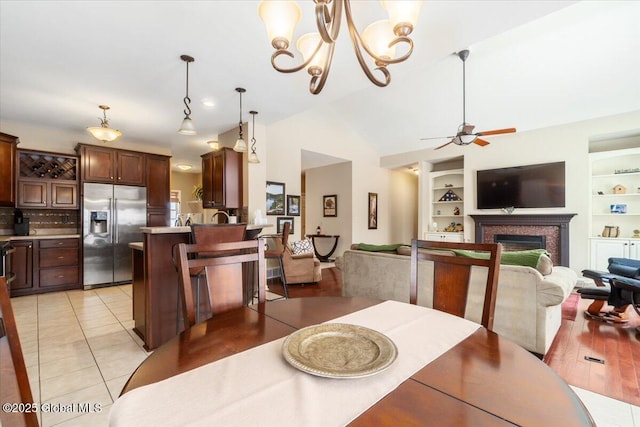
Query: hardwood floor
[{"left": 271, "top": 268, "right": 640, "bottom": 406}]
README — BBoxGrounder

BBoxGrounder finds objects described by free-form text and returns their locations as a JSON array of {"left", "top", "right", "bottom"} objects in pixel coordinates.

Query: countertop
[
  {"left": 1, "top": 234, "right": 81, "bottom": 242},
  {"left": 141, "top": 224, "right": 273, "bottom": 234},
  {"left": 129, "top": 242, "right": 143, "bottom": 251}
]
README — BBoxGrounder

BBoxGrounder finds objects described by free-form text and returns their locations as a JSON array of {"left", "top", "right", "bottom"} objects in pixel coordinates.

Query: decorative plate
[{"left": 282, "top": 323, "right": 398, "bottom": 378}]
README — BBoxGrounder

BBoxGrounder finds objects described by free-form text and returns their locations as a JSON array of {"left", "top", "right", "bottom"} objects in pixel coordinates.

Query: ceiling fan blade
[
  {"left": 435, "top": 140, "right": 455, "bottom": 150},
  {"left": 474, "top": 138, "right": 490, "bottom": 147},
  {"left": 420, "top": 135, "right": 453, "bottom": 141},
  {"left": 477, "top": 127, "right": 516, "bottom": 136}
]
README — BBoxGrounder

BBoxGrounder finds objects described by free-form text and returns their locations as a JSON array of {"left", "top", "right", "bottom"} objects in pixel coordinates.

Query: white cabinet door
[
  {"left": 424, "top": 233, "right": 464, "bottom": 243},
  {"left": 590, "top": 238, "right": 631, "bottom": 270},
  {"left": 629, "top": 239, "right": 640, "bottom": 260}
]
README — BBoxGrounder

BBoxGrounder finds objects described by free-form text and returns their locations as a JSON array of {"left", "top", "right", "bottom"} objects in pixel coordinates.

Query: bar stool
[{"left": 264, "top": 221, "right": 290, "bottom": 299}]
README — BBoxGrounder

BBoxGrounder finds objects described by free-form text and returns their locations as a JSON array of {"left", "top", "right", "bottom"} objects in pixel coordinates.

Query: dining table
[{"left": 111, "top": 296, "right": 594, "bottom": 426}]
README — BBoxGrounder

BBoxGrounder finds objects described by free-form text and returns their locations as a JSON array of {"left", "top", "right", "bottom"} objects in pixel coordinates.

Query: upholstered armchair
[{"left": 282, "top": 244, "right": 322, "bottom": 285}]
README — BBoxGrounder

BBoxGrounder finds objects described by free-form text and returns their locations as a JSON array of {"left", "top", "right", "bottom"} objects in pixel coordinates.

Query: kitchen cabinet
[
  {"left": 8, "top": 240, "right": 33, "bottom": 295},
  {"left": 145, "top": 153, "right": 171, "bottom": 226},
  {"left": 201, "top": 148, "right": 242, "bottom": 209},
  {"left": 0, "top": 132, "right": 18, "bottom": 207},
  {"left": 8, "top": 238, "right": 81, "bottom": 297},
  {"left": 589, "top": 237, "right": 640, "bottom": 271},
  {"left": 16, "top": 150, "right": 79, "bottom": 210},
  {"left": 76, "top": 144, "right": 145, "bottom": 185}
]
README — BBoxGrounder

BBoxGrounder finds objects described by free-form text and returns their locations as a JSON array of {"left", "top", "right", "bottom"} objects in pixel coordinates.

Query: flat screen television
[{"left": 476, "top": 161, "right": 566, "bottom": 209}]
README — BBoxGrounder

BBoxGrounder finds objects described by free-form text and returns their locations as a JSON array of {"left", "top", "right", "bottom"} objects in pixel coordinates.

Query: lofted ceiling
[{"left": 1, "top": 1, "right": 638, "bottom": 173}]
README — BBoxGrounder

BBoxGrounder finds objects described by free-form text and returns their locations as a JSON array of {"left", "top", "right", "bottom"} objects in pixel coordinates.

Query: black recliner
[{"left": 579, "top": 258, "right": 640, "bottom": 324}]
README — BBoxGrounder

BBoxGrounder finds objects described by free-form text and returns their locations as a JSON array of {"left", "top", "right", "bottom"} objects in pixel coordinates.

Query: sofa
[{"left": 335, "top": 245, "right": 577, "bottom": 355}]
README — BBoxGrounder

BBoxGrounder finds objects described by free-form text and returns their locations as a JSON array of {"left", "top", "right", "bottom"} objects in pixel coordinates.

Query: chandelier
[
  {"left": 87, "top": 105, "right": 122, "bottom": 142},
  {"left": 258, "top": 0, "right": 423, "bottom": 94}
]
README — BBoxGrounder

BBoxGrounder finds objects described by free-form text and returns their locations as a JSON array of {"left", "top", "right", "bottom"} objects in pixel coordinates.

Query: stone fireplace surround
[{"left": 470, "top": 214, "right": 576, "bottom": 267}]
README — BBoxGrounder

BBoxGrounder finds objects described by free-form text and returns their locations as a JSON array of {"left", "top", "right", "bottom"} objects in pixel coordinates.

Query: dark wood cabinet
[
  {"left": 9, "top": 238, "right": 81, "bottom": 297},
  {"left": 201, "top": 148, "right": 242, "bottom": 209},
  {"left": 145, "top": 153, "right": 171, "bottom": 226},
  {"left": 0, "top": 133, "right": 18, "bottom": 207},
  {"left": 16, "top": 150, "right": 79, "bottom": 210},
  {"left": 9, "top": 240, "right": 33, "bottom": 294},
  {"left": 76, "top": 144, "right": 146, "bottom": 185}
]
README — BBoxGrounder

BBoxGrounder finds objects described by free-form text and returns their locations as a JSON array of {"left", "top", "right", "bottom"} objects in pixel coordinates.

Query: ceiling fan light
[
  {"left": 233, "top": 138, "right": 247, "bottom": 152},
  {"left": 178, "top": 117, "right": 196, "bottom": 135},
  {"left": 258, "top": 0, "right": 301, "bottom": 50},
  {"left": 459, "top": 134, "right": 477, "bottom": 145}
]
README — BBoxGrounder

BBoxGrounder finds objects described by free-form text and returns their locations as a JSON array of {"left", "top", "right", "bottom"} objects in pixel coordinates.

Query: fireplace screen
[{"left": 494, "top": 234, "right": 546, "bottom": 252}]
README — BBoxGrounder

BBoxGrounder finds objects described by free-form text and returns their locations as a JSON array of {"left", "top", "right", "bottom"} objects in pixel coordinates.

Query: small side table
[{"left": 306, "top": 234, "right": 340, "bottom": 262}]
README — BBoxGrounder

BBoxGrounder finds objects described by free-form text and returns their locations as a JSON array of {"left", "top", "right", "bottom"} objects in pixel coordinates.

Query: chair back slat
[
  {"left": 0, "top": 276, "right": 39, "bottom": 427},
  {"left": 410, "top": 239, "right": 502, "bottom": 330},
  {"left": 176, "top": 239, "right": 266, "bottom": 328}
]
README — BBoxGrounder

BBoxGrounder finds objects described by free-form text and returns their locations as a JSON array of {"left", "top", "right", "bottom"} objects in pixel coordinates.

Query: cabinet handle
[
  {"left": 57, "top": 275, "right": 64, "bottom": 278},
  {"left": 57, "top": 242, "right": 64, "bottom": 245},
  {"left": 57, "top": 256, "right": 64, "bottom": 259},
  {"left": 110, "top": 176, "right": 114, "bottom": 179}
]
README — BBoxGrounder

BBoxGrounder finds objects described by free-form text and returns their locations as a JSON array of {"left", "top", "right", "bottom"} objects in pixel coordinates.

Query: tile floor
[{"left": 10, "top": 283, "right": 640, "bottom": 427}]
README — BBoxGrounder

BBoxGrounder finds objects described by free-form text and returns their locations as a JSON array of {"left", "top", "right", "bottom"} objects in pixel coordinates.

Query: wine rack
[{"left": 19, "top": 151, "right": 77, "bottom": 180}]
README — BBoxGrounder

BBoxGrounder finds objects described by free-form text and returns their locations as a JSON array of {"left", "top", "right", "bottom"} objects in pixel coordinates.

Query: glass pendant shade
[
  {"left": 248, "top": 152, "right": 260, "bottom": 164},
  {"left": 296, "top": 32, "right": 326, "bottom": 74},
  {"left": 258, "top": 0, "right": 301, "bottom": 49},
  {"left": 178, "top": 117, "right": 196, "bottom": 135},
  {"left": 233, "top": 138, "right": 247, "bottom": 152},
  {"left": 87, "top": 105, "right": 122, "bottom": 142},
  {"left": 381, "top": 0, "right": 423, "bottom": 35},
  {"left": 362, "top": 20, "right": 396, "bottom": 59}
]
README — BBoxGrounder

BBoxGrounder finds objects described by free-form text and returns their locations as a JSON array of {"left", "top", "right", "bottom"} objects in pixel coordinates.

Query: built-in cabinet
[
  {"left": 76, "top": 144, "right": 171, "bottom": 226},
  {"left": 0, "top": 133, "right": 18, "bottom": 207},
  {"left": 8, "top": 237, "right": 81, "bottom": 297},
  {"left": 201, "top": 148, "right": 242, "bottom": 210},
  {"left": 16, "top": 150, "right": 79, "bottom": 210},
  {"left": 429, "top": 168, "right": 464, "bottom": 241},
  {"left": 589, "top": 148, "right": 640, "bottom": 269},
  {"left": 76, "top": 144, "right": 145, "bottom": 185}
]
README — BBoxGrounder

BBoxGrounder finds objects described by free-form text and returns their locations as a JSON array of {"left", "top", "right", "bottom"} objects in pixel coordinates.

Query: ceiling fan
[{"left": 421, "top": 49, "right": 516, "bottom": 150}]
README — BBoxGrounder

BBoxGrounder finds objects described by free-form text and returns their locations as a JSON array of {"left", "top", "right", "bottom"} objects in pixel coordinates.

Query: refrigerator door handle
[{"left": 114, "top": 198, "right": 119, "bottom": 244}]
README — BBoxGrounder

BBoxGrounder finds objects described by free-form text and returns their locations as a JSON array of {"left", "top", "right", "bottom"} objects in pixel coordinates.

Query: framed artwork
[
  {"left": 287, "top": 195, "right": 301, "bottom": 216},
  {"left": 266, "top": 181, "right": 285, "bottom": 215},
  {"left": 323, "top": 195, "right": 337, "bottom": 217},
  {"left": 368, "top": 192, "right": 378, "bottom": 229},
  {"left": 276, "top": 216, "right": 294, "bottom": 234}
]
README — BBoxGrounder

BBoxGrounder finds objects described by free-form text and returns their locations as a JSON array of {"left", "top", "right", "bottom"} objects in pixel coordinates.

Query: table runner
[{"left": 109, "top": 301, "right": 479, "bottom": 426}]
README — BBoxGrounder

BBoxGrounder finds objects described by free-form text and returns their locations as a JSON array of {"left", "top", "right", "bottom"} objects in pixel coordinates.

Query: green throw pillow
[
  {"left": 451, "top": 248, "right": 551, "bottom": 270},
  {"left": 357, "top": 243, "right": 407, "bottom": 252}
]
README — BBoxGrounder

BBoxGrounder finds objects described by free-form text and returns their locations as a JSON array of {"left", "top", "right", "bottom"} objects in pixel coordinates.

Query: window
[{"left": 170, "top": 190, "right": 181, "bottom": 225}]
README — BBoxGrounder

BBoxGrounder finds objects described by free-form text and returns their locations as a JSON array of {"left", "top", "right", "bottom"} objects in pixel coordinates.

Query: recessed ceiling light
[
  {"left": 177, "top": 164, "right": 193, "bottom": 171},
  {"left": 201, "top": 98, "right": 216, "bottom": 108}
]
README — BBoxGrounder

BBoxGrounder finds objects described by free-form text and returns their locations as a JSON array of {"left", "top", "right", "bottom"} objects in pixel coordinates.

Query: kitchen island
[{"left": 130, "top": 224, "right": 270, "bottom": 350}]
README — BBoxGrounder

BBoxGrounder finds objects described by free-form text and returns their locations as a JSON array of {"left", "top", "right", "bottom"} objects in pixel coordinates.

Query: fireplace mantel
[{"left": 470, "top": 214, "right": 576, "bottom": 266}]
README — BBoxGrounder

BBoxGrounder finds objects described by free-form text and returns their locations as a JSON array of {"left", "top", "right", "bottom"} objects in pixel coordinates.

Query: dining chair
[
  {"left": 0, "top": 276, "right": 39, "bottom": 427},
  {"left": 264, "top": 221, "right": 290, "bottom": 299},
  {"left": 176, "top": 239, "right": 266, "bottom": 328},
  {"left": 410, "top": 239, "right": 502, "bottom": 330}
]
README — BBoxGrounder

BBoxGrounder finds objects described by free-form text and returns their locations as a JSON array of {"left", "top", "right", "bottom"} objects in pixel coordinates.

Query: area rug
[{"left": 562, "top": 293, "right": 580, "bottom": 321}]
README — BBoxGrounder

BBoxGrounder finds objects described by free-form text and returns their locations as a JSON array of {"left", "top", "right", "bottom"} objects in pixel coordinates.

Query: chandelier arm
[
  {"left": 309, "top": 39, "right": 336, "bottom": 94},
  {"left": 315, "top": 0, "right": 342, "bottom": 44},
  {"left": 343, "top": 5, "right": 389, "bottom": 87},
  {"left": 271, "top": 40, "right": 325, "bottom": 74}
]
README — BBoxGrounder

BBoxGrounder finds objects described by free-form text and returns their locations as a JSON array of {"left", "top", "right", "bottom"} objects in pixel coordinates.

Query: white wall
[{"left": 382, "top": 110, "right": 640, "bottom": 273}]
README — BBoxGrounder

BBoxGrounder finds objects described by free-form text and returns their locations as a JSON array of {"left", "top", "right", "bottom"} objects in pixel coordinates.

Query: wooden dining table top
[{"left": 120, "top": 296, "right": 594, "bottom": 426}]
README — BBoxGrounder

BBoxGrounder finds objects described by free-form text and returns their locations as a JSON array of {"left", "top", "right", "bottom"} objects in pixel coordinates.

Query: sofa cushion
[
  {"left": 290, "top": 239, "right": 314, "bottom": 255},
  {"left": 452, "top": 248, "right": 553, "bottom": 276}
]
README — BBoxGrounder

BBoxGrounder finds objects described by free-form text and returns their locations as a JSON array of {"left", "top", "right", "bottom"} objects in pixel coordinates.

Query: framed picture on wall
[
  {"left": 266, "top": 181, "right": 285, "bottom": 215},
  {"left": 277, "top": 216, "right": 294, "bottom": 234},
  {"left": 287, "top": 195, "right": 301, "bottom": 216},
  {"left": 368, "top": 192, "right": 378, "bottom": 229},
  {"left": 323, "top": 195, "right": 337, "bottom": 217}
]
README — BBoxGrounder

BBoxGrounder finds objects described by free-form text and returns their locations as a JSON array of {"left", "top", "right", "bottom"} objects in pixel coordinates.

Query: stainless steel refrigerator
[{"left": 83, "top": 183, "right": 147, "bottom": 288}]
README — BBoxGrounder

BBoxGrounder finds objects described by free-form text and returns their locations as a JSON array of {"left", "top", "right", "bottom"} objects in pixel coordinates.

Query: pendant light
[
  {"left": 178, "top": 54, "right": 196, "bottom": 135},
  {"left": 233, "top": 87, "right": 247, "bottom": 152},
  {"left": 87, "top": 105, "right": 122, "bottom": 142},
  {"left": 207, "top": 140, "right": 220, "bottom": 151},
  {"left": 248, "top": 111, "right": 260, "bottom": 164}
]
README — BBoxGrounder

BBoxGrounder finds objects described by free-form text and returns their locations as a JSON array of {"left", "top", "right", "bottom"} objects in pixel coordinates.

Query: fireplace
[
  {"left": 470, "top": 214, "right": 576, "bottom": 266},
  {"left": 494, "top": 234, "right": 546, "bottom": 252}
]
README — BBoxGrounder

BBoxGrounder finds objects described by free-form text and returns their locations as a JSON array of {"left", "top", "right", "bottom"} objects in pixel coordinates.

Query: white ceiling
[{"left": 1, "top": 1, "right": 639, "bottom": 173}]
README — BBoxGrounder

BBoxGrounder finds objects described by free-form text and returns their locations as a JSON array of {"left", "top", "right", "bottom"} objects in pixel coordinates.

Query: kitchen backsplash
[{"left": 0, "top": 207, "right": 79, "bottom": 234}]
